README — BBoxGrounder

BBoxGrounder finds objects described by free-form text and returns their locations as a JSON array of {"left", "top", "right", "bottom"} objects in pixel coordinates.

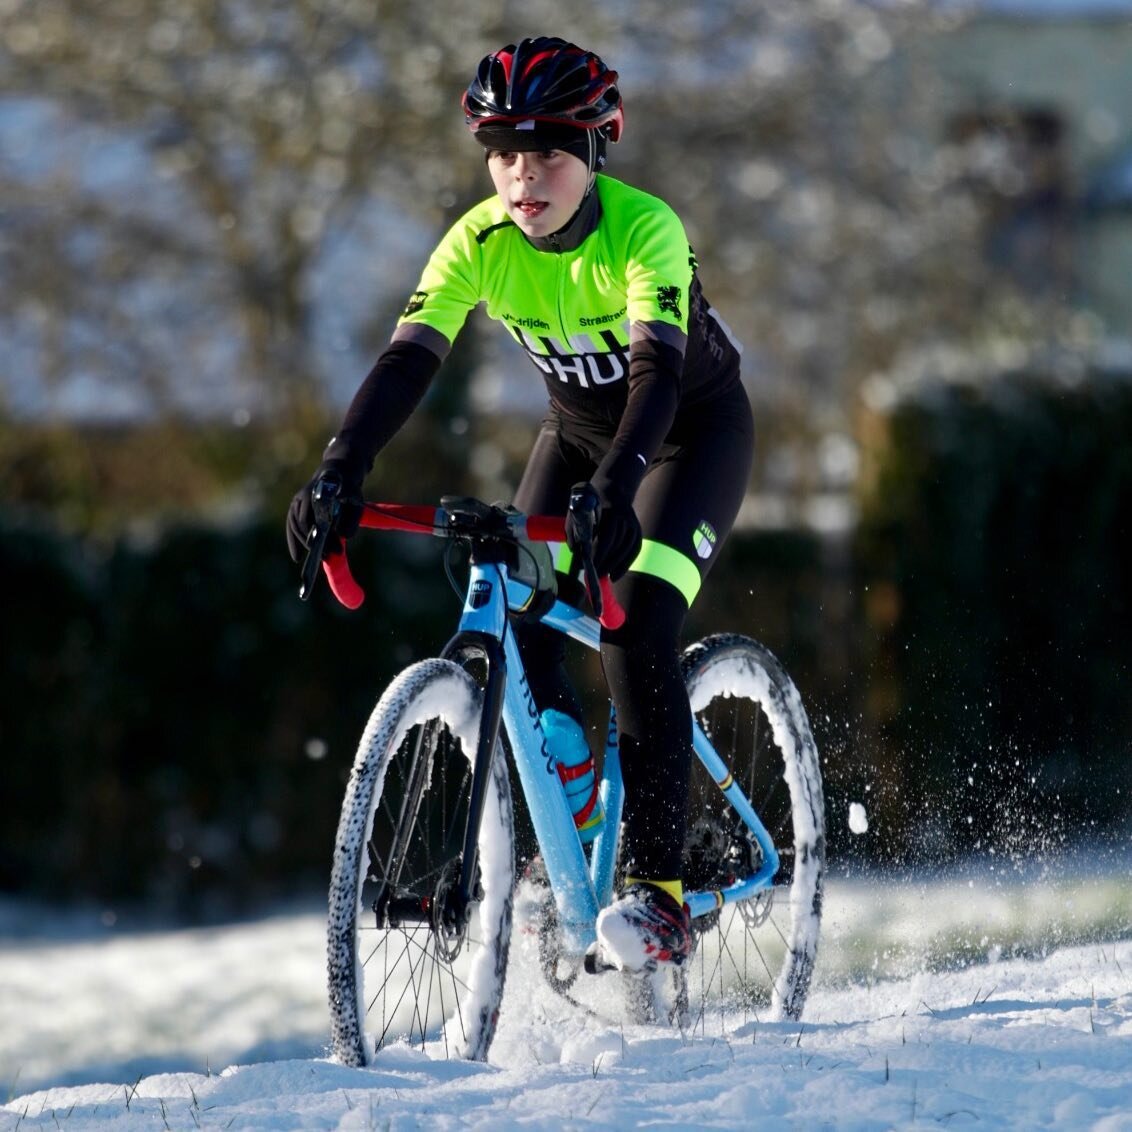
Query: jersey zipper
[{"left": 554, "top": 249, "right": 570, "bottom": 351}]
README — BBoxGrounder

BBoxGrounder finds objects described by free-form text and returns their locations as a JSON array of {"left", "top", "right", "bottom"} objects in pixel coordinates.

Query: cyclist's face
[{"left": 487, "top": 149, "right": 590, "bottom": 237}]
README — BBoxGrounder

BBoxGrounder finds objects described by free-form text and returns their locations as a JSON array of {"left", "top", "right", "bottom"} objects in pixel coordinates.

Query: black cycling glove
[
  {"left": 565, "top": 481, "right": 642, "bottom": 582},
  {"left": 285, "top": 446, "right": 365, "bottom": 564}
]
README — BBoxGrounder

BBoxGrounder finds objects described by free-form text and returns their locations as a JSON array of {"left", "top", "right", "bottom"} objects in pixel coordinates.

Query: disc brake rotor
[
  {"left": 432, "top": 858, "right": 476, "bottom": 963},
  {"left": 739, "top": 887, "right": 774, "bottom": 928}
]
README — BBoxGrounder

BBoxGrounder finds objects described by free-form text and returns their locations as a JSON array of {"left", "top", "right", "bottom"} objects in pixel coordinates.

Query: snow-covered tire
[
  {"left": 681, "top": 634, "right": 825, "bottom": 1024},
  {"left": 327, "top": 658, "right": 515, "bottom": 1063}
]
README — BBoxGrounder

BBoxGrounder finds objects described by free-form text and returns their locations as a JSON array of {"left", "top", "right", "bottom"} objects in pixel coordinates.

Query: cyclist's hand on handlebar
[
  {"left": 593, "top": 497, "right": 642, "bottom": 581},
  {"left": 286, "top": 457, "right": 364, "bottom": 564},
  {"left": 565, "top": 481, "right": 641, "bottom": 583}
]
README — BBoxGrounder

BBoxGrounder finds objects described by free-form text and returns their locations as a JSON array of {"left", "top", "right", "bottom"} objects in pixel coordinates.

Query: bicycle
[{"left": 300, "top": 480, "right": 825, "bottom": 1065}]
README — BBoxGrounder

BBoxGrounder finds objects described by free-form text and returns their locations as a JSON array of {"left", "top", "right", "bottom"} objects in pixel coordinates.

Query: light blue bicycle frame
[{"left": 455, "top": 558, "right": 780, "bottom": 956}]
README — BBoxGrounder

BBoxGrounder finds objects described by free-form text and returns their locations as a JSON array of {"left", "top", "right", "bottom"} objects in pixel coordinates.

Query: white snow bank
[{"left": 3, "top": 869, "right": 1131, "bottom": 1129}]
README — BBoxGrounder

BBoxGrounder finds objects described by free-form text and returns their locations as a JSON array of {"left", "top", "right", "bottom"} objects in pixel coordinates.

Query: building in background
[{"left": 925, "top": 1, "right": 1132, "bottom": 337}]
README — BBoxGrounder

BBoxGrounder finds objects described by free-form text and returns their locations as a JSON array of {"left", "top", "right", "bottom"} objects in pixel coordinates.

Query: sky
[{"left": 3, "top": 859, "right": 1131, "bottom": 1130}]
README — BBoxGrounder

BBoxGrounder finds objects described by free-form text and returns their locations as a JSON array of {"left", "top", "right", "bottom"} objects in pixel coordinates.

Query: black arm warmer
[
  {"left": 591, "top": 337, "right": 683, "bottom": 505},
  {"left": 323, "top": 340, "right": 442, "bottom": 473}
]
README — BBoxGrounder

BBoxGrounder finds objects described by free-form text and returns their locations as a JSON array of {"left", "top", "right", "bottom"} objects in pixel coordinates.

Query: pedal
[
  {"left": 583, "top": 941, "right": 621, "bottom": 975},
  {"left": 583, "top": 941, "right": 661, "bottom": 976}
]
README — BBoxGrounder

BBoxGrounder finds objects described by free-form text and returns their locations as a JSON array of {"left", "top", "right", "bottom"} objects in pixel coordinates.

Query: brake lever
[
  {"left": 299, "top": 476, "right": 343, "bottom": 601},
  {"left": 568, "top": 482, "right": 606, "bottom": 621},
  {"left": 580, "top": 553, "right": 604, "bottom": 620}
]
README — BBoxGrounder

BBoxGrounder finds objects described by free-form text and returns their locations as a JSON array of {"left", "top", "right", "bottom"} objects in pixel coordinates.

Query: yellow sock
[{"left": 625, "top": 876, "right": 683, "bottom": 905}]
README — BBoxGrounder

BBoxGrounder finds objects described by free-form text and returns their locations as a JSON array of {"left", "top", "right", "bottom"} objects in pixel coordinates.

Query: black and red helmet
[{"left": 463, "top": 37, "right": 624, "bottom": 147}]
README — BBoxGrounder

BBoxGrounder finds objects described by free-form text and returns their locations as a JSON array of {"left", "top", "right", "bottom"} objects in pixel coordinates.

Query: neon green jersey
[{"left": 395, "top": 175, "right": 741, "bottom": 424}]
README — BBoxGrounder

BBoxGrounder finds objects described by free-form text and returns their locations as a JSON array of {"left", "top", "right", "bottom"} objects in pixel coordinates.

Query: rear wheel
[
  {"left": 327, "top": 659, "right": 515, "bottom": 1063},
  {"left": 680, "top": 634, "right": 825, "bottom": 1027}
]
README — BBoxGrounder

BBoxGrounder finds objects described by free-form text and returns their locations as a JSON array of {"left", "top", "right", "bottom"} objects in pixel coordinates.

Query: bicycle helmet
[{"left": 463, "top": 37, "right": 624, "bottom": 164}]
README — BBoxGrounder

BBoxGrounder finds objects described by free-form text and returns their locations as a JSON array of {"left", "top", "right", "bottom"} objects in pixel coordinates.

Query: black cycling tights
[
  {"left": 510, "top": 387, "right": 754, "bottom": 883},
  {"left": 515, "top": 572, "right": 692, "bottom": 881}
]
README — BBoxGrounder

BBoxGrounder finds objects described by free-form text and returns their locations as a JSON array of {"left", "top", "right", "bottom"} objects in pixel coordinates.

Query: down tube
[
  {"left": 587, "top": 707, "right": 622, "bottom": 910},
  {"left": 500, "top": 627, "right": 600, "bottom": 954}
]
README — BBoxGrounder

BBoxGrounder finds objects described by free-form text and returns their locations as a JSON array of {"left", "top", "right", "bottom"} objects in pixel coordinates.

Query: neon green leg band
[
  {"left": 628, "top": 539, "right": 702, "bottom": 606},
  {"left": 554, "top": 543, "right": 575, "bottom": 575},
  {"left": 556, "top": 538, "right": 702, "bottom": 607}
]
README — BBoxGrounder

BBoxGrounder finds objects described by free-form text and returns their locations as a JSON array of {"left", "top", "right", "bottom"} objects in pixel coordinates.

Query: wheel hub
[{"left": 432, "top": 857, "right": 479, "bottom": 962}]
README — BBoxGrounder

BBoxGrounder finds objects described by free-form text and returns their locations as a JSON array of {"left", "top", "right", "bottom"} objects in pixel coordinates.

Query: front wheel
[
  {"left": 327, "top": 659, "right": 515, "bottom": 1064},
  {"left": 680, "top": 634, "right": 825, "bottom": 1025}
]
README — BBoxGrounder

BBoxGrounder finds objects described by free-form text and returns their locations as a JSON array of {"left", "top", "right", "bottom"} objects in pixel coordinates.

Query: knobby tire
[{"left": 327, "top": 659, "right": 515, "bottom": 1064}]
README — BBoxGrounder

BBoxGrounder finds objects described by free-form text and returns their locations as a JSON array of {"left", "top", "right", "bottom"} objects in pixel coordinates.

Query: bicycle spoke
[
  {"left": 375, "top": 928, "right": 455, "bottom": 1041},
  {"left": 435, "top": 950, "right": 457, "bottom": 1058},
  {"left": 366, "top": 927, "right": 479, "bottom": 1002},
  {"left": 354, "top": 898, "right": 493, "bottom": 1054},
  {"left": 404, "top": 931, "right": 431, "bottom": 1046}
]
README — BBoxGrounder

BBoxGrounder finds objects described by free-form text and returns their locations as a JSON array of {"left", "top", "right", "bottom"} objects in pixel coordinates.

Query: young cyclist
[{"left": 287, "top": 37, "right": 754, "bottom": 972}]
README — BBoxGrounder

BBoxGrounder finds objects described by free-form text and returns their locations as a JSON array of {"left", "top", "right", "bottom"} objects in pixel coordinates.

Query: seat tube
[{"left": 500, "top": 627, "right": 599, "bottom": 953}]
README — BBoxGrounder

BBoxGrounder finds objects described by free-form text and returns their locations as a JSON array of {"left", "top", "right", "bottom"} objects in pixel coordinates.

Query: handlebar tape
[{"left": 320, "top": 506, "right": 627, "bottom": 628}]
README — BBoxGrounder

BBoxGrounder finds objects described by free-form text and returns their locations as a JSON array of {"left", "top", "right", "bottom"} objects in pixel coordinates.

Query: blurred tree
[
  {"left": 1, "top": 0, "right": 1065, "bottom": 444},
  {"left": 599, "top": 6, "right": 1024, "bottom": 422},
  {"left": 853, "top": 366, "right": 1132, "bottom": 863},
  {"left": 5, "top": 2, "right": 1129, "bottom": 908}
]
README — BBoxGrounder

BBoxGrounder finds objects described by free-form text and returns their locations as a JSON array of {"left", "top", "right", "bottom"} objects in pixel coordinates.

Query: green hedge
[
  {"left": 0, "top": 515, "right": 460, "bottom": 917},
  {"left": 3, "top": 373, "right": 1130, "bottom": 911},
  {"left": 0, "top": 509, "right": 827, "bottom": 916},
  {"left": 852, "top": 371, "right": 1132, "bottom": 862}
]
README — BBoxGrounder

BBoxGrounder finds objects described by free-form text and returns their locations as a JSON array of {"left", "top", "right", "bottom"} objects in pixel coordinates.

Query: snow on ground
[{"left": 3, "top": 863, "right": 1131, "bottom": 1130}]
